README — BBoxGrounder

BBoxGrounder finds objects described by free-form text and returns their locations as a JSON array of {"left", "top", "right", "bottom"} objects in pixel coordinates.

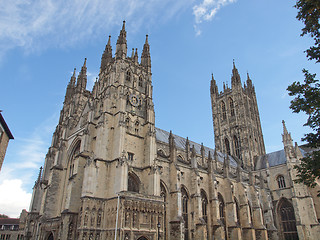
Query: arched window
[
  {"left": 229, "top": 97, "right": 235, "bottom": 117},
  {"left": 69, "top": 142, "right": 80, "bottom": 178},
  {"left": 128, "top": 173, "right": 140, "bottom": 193},
  {"left": 126, "top": 71, "right": 131, "bottom": 81},
  {"left": 201, "top": 190, "right": 208, "bottom": 223},
  {"left": 225, "top": 138, "right": 231, "bottom": 155},
  {"left": 181, "top": 187, "right": 189, "bottom": 240},
  {"left": 221, "top": 101, "right": 226, "bottom": 120},
  {"left": 218, "top": 193, "right": 225, "bottom": 225},
  {"left": 234, "top": 197, "right": 240, "bottom": 225},
  {"left": 279, "top": 199, "right": 298, "bottom": 239},
  {"left": 277, "top": 175, "right": 286, "bottom": 189},
  {"left": 135, "top": 121, "right": 139, "bottom": 135},
  {"left": 233, "top": 135, "right": 241, "bottom": 159}
]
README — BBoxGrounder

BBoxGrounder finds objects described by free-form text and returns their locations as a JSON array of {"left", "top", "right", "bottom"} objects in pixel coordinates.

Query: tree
[
  {"left": 0, "top": 214, "right": 9, "bottom": 218},
  {"left": 287, "top": 0, "right": 320, "bottom": 191}
]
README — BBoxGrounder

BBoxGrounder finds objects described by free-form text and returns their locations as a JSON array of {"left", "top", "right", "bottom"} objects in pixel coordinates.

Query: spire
[
  {"left": 33, "top": 166, "right": 43, "bottom": 188},
  {"left": 116, "top": 21, "right": 127, "bottom": 59},
  {"left": 169, "top": 130, "right": 176, "bottom": 149},
  {"left": 282, "top": 120, "right": 293, "bottom": 147},
  {"left": 100, "top": 35, "right": 113, "bottom": 73},
  {"left": 246, "top": 71, "right": 253, "bottom": 88},
  {"left": 141, "top": 35, "right": 151, "bottom": 70},
  {"left": 76, "top": 58, "right": 87, "bottom": 91},
  {"left": 231, "top": 59, "right": 241, "bottom": 88},
  {"left": 64, "top": 68, "right": 76, "bottom": 103}
]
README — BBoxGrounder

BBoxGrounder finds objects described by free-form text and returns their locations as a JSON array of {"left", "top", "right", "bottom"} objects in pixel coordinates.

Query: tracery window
[
  {"left": 218, "top": 193, "right": 225, "bottom": 225},
  {"left": 221, "top": 101, "right": 226, "bottom": 120},
  {"left": 279, "top": 199, "right": 298, "bottom": 240},
  {"left": 277, "top": 175, "right": 286, "bottom": 189},
  {"left": 181, "top": 187, "right": 189, "bottom": 240},
  {"left": 128, "top": 173, "right": 140, "bottom": 193},
  {"left": 201, "top": 190, "right": 208, "bottom": 223},
  {"left": 225, "top": 138, "right": 231, "bottom": 155},
  {"left": 229, "top": 97, "right": 235, "bottom": 117},
  {"left": 160, "top": 182, "right": 167, "bottom": 239},
  {"left": 233, "top": 135, "right": 241, "bottom": 159},
  {"left": 126, "top": 71, "right": 131, "bottom": 81}
]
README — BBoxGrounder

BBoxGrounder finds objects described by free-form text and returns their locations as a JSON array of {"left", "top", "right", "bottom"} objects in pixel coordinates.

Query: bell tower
[{"left": 210, "top": 61, "right": 265, "bottom": 169}]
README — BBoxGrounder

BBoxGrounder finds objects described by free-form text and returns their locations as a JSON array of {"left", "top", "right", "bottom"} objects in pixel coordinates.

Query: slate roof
[
  {"left": 155, "top": 128, "right": 238, "bottom": 167},
  {"left": 254, "top": 145, "right": 320, "bottom": 170}
]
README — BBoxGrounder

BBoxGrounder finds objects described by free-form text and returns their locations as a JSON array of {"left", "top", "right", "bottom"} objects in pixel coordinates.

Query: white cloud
[
  {"left": 0, "top": 0, "right": 194, "bottom": 59},
  {"left": 0, "top": 179, "right": 32, "bottom": 218},
  {"left": 192, "top": 0, "right": 237, "bottom": 35}
]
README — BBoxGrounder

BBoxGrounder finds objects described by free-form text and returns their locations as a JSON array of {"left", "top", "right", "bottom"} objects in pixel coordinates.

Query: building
[
  {"left": 0, "top": 112, "right": 14, "bottom": 171},
  {"left": 25, "top": 22, "right": 320, "bottom": 240},
  {"left": 0, "top": 209, "right": 27, "bottom": 240}
]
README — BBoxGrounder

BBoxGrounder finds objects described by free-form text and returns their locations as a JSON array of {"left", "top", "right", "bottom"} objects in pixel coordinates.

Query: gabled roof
[
  {"left": 155, "top": 128, "right": 238, "bottom": 167},
  {"left": 0, "top": 113, "right": 14, "bottom": 139},
  {"left": 0, "top": 218, "right": 19, "bottom": 225}
]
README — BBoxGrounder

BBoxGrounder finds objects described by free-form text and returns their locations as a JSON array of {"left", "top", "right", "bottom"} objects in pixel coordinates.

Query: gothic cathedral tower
[
  {"left": 26, "top": 21, "right": 163, "bottom": 240},
  {"left": 210, "top": 62, "right": 265, "bottom": 169}
]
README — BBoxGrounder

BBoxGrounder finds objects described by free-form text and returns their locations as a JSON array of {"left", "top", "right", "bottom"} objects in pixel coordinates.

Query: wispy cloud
[
  {"left": 193, "top": 0, "right": 237, "bottom": 35},
  {"left": 0, "top": 0, "right": 194, "bottom": 59},
  {"left": 0, "top": 112, "right": 58, "bottom": 215}
]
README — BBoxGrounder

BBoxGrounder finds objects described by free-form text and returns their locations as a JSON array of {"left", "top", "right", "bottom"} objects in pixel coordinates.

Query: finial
[
  {"left": 107, "top": 35, "right": 111, "bottom": 45},
  {"left": 233, "top": 59, "right": 235, "bottom": 68},
  {"left": 73, "top": 68, "right": 76, "bottom": 77},
  {"left": 84, "top": 58, "right": 87, "bottom": 67},
  {"left": 131, "top": 48, "right": 135, "bottom": 58},
  {"left": 145, "top": 34, "right": 149, "bottom": 44},
  {"left": 122, "top": 20, "right": 126, "bottom": 30}
]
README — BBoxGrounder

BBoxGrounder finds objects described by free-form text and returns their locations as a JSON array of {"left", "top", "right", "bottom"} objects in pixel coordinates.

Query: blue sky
[{"left": 0, "top": 0, "right": 318, "bottom": 217}]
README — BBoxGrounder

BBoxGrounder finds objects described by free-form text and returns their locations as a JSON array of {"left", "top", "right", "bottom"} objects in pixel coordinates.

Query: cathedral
[{"left": 25, "top": 22, "right": 320, "bottom": 240}]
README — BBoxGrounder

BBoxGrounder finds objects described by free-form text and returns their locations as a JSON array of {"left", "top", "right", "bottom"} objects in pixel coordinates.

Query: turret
[
  {"left": 210, "top": 74, "right": 218, "bottom": 97},
  {"left": 100, "top": 35, "right": 113, "bottom": 73},
  {"left": 141, "top": 35, "right": 151, "bottom": 70},
  {"left": 116, "top": 21, "right": 127, "bottom": 59},
  {"left": 76, "top": 58, "right": 87, "bottom": 91},
  {"left": 231, "top": 60, "right": 241, "bottom": 88}
]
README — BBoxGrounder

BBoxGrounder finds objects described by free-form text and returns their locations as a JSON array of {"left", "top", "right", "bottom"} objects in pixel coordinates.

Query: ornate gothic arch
[{"left": 277, "top": 198, "right": 298, "bottom": 240}]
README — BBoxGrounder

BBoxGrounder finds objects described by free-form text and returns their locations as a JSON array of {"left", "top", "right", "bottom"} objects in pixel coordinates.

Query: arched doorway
[
  {"left": 47, "top": 232, "right": 54, "bottom": 240},
  {"left": 278, "top": 198, "right": 298, "bottom": 240}
]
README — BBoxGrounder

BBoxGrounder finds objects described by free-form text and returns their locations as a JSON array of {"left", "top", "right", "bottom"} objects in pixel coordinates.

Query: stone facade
[
  {"left": 25, "top": 22, "right": 320, "bottom": 240},
  {"left": 0, "top": 112, "right": 14, "bottom": 171}
]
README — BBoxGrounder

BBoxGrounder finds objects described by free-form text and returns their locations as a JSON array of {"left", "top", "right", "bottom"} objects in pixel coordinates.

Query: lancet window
[
  {"left": 229, "top": 97, "right": 235, "bottom": 117},
  {"left": 218, "top": 193, "right": 225, "bottom": 225},
  {"left": 221, "top": 101, "right": 226, "bottom": 120},
  {"left": 138, "top": 76, "right": 143, "bottom": 87},
  {"left": 181, "top": 187, "right": 189, "bottom": 240},
  {"left": 233, "top": 135, "right": 241, "bottom": 159},
  {"left": 201, "top": 190, "right": 208, "bottom": 223}
]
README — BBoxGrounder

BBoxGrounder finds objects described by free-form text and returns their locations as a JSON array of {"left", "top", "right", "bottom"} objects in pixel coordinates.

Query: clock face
[{"left": 129, "top": 94, "right": 140, "bottom": 107}]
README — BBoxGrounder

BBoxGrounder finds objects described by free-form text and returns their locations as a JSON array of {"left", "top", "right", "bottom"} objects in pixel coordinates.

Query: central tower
[{"left": 210, "top": 62, "right": 265, "bottom": 169}]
